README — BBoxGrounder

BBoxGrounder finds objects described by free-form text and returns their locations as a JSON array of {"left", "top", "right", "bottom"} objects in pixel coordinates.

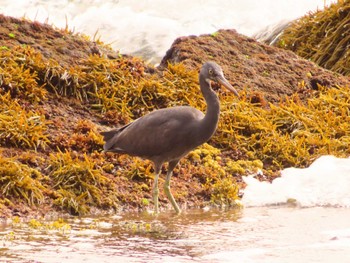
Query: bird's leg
[
  {"left": 152, "top": 164, "right": 162, "bottom": 214},
  {"left": 164, "top": 160, "right": 181, "bottom": 213}
]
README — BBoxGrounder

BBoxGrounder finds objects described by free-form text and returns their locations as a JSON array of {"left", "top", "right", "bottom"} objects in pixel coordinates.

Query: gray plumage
[{"left": 101, "top": 61, "right": 239, "bottom": 213}]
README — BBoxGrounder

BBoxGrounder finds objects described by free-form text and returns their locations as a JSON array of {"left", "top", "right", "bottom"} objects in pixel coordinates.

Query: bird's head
[{"left": 201, "top": 61, "right": 239, "bottom": 97}]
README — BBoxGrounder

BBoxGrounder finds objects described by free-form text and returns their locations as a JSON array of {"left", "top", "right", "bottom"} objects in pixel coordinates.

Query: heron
[{"left": 101, "top": 61, "right": 239, "bottom": 214}]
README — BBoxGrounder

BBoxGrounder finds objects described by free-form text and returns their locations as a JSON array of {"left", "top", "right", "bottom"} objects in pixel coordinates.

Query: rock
[
  {"left": 159, "top": 29, "right": 350, "bottom": 102},
  {"left": 0, "top": 14, "right": 120, "bottom": 68}
]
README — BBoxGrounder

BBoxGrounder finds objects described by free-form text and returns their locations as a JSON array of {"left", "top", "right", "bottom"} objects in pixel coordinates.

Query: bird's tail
[
  {"left": 100, "top": 123, "right": 132, "bottom": 152},
  {"left": 100, "top": 130, "right": 117, "bottom": 142},
  {"left": 100, "top": 129, "right": 119, "bottom": 152}
]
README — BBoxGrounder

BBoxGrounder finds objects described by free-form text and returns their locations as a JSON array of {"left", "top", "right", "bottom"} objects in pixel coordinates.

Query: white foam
[
  {"left": 0, "top": 0, "right": 336, "bottom": 62},
  {"left": 242, "top": 155, "right": 350, "bottom": 208}
]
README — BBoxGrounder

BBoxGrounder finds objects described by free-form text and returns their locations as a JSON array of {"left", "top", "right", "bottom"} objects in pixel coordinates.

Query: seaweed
[
  {"left": 277, "top": 0, "right": 350, "bottom": 76},
  {"left": 48, "top": 150, "right": 115, "bottom": 215},
  {"left": 0, "top": 154, "right": 46, "bottom": 205},
  {"left": 210, "top": 178, "right": 240, "bottom": 207},
  {"left": 0, "top": 93, "right": 49, "bottom": 150},
  {"left": 219, "top": 86, "right": 350, "bottom": 172},
  {"left": 0, "top": 46, "right": 47, "bottom": 102},
  {"left": 54, "top": 119, "right": 105, "bottom": 153}
]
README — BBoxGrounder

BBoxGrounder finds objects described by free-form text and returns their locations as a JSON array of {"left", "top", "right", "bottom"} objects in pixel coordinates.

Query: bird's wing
[{"left": 103, "top": 106, "right": 204, "bottom": 158}]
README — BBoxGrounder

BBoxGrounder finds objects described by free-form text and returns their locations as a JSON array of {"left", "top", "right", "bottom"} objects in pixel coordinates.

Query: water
[
  {"left": 1, "top": 207, "right": 350, "bottom": 262},
  {"left": 2, "top": 155, "right": 350, "bottom": 262},
  {"left": 0, "top": 0, "right": 336, "bottom": 63}
]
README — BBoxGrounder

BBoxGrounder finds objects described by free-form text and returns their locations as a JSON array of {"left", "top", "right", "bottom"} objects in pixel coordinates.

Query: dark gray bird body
[
  {"left": 103, "top": 106, "right": 212, "bottom": 163},
  {"left": 101, "top": 62, "right": 238, "bottom": 213}
]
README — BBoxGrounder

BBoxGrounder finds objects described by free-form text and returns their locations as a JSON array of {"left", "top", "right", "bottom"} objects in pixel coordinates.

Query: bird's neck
[{"left": 199, "top": 75, "right": 220, "bottom": 139}]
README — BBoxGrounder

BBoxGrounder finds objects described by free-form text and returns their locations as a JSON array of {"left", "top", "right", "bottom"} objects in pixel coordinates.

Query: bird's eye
[{"left": 209, "top": 69, "right": 213, "bottom": 75}]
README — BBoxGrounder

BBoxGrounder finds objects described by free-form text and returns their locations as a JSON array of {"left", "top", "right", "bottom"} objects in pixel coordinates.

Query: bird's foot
[{"left": 164, "top": 185, "right": 181, "bottom": 214}]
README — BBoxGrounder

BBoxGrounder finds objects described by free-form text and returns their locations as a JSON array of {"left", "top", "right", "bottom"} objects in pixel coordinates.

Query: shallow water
[{"left": 1, "top": 206, "right": 350, "bottom": 262}]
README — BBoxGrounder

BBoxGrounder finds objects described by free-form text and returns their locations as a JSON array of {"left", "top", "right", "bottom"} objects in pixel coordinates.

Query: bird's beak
[{"left": 217, "top": 75, "right": 239, "bottom": 97}]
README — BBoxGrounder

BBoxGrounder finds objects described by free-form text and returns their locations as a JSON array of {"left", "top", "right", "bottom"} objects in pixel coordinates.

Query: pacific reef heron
[{"left": 101, "top": 61, "right": 239, "bottom": 213}]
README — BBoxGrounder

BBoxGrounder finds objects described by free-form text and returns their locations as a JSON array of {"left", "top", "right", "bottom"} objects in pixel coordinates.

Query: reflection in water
[{"left": 1, "top": 207, "right": 350, "bottom": 262}]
